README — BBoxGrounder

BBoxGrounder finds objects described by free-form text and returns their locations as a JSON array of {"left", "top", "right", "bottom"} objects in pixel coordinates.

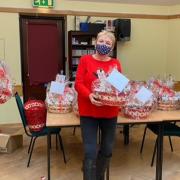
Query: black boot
[
  {"left": 96, "top": 153, "right": 111, "bottom": 180},
  {"left": 83, "top": 158, "right": 96, "bottom": 180}
]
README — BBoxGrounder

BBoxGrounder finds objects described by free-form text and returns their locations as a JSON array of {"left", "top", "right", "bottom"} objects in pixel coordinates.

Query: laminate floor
[{"left": 0, "top": 124, "right": 179, "bottom": 180}]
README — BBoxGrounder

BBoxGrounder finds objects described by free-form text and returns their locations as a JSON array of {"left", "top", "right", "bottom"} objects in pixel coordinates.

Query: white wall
[
  {"left": 67, "top": 16, "right": 168, "bottom": 80},
  {"left": 0, "top": 13, "right": 21, "bottom": 124},
  {"left": 166, "top": 19, "right": 180, "bottom": 80},
  {"left": 118, "top": 19, "right": 168, "bottom": 80},
  {"left": 0, "top": 1, "right": 180, "bottom": 124}
]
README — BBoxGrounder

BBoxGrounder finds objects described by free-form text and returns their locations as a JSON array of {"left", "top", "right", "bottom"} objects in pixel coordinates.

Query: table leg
[
  {"left": 47, "top": 131, "right": 51, "bottom": 180},
  {"left": 156, "top": 123, "right": 164, "bottom": 180},
  {"left": 123, "top": 125, "right": 129, "bottom": 145},
  {"left": 106, "top": 164, "right": 109, "bottom": 180}
]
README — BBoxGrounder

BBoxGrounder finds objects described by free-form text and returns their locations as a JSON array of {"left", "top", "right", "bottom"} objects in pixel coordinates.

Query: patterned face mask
[{"left": 95, "top": 44, "right": 112, "bottom": 55}]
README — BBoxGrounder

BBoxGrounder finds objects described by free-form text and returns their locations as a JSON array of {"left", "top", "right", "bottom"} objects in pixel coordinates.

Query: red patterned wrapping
[
  {"left": 157, "top": 95, "right": 180, "bottom": 111},
  {"left": 0, "top": 61, "right": 13, "bottom": 104},
  {"left": 72, "top": 101, "right": 79, "bottom": 116},
  {"left": 147, "top": 78, "right": 175, "bottom": 97},
  {"left": 72, "top": 86, "right": 79, "bottom": 116},
  {"left": 46, "top": 85, "right": 74, "bottom": 114},
  {"left": 123, "top": 82, "right": 156, "bottom": 119},
  {"left": 123, "top": 104, "right": 154, "bottom": 119},
  {"left": 24, "top": 100, "right": 47, "bottom": 132},
  {"left": 92, "top": 79, "right": 130, "bottom": 107},
  {"left": 147, "top": 78, "right": 180, "bottom": 111}
]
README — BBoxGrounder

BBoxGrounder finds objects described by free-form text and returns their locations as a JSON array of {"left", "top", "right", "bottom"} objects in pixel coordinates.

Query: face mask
[{"left": 95, "top": 44, "right": 112, "bottom": 55}]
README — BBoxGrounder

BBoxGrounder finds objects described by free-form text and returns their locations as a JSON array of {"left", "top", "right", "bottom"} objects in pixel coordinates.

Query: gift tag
[
  {"left": 56, "top": 74, "right": 66, "bottom": 83},
  {"left": 135, "top": 86, "right": 153, "bottom": 104},
  {"left": 49, "top": 81, "right": 65, "bottom": 95},
  {"left": 106, "top": 69, "right": 129, "bottom": 92}
]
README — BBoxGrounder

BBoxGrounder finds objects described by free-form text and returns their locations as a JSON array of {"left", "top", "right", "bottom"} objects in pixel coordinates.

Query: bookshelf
[{"left": 68, "top": 30, "right": 117, "bottom": 81}]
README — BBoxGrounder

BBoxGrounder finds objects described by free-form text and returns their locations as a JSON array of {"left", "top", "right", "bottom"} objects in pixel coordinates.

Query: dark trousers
[{"left": 80, "top": 116, "right": 117, "bottom": 160}]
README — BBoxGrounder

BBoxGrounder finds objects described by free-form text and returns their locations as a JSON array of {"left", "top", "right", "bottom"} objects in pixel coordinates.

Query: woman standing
[{"left": 75, "top": 30, "right": 122, "bottom": 180}]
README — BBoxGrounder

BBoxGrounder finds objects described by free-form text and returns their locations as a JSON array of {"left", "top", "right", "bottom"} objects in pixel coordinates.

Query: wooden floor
[{"left": 0, "top": 124, "right": 180, "bottom": 180}]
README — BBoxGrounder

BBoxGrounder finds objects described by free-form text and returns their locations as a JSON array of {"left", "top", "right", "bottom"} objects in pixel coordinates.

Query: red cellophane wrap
[
  {"left": 24, "top": 100, "right": 47, "bottom": 132},
  {"left": 147, "top": 78, "right": 180, "bottom": 111},
  {"left": 92, "top": 69, "right": 130, "bottom": 107},
  {"left": 123, "top": 82, "right": 156, "bottom": 119},
  {"left": 71, "top": 83, "right": 79, "bottom": 116},
  {"left": 46, "top": 75, "right": 74, "bottom": 113},
  {"left": 0, "top": 60, "right": 13, "bottom": 104},
  {"left": 72, "top": 100, "right": 79, "bottom": 116}
]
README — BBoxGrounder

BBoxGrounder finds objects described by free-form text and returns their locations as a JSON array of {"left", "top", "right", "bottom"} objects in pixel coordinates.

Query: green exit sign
[{"left": 33, "top": 0, "right": 54, "bottom": 8}]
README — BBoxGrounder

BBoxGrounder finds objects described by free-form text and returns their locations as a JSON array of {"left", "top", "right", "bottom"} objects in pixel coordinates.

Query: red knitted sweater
[{"left": 75, "top": 55, "right": 122, "bottom": 118}]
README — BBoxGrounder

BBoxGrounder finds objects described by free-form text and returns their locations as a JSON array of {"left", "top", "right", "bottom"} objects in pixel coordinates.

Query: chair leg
[
  {"left": 27, "top": 137, "right": 37, "bottom": 167},
  {"left": 140, "top": 125, "right": 148, "bottom": 154},
  {"left": 168, "top": 136, "right": 173, "bottom": 152},
  {"left": 28, "top": 137, "right": 33, "bottom": 154},
  {"left": 151, "top": 138, "right": 157, "bottom": 167},
  {"left": 58, "top": 134, "right": 67, "bottom": 163}
]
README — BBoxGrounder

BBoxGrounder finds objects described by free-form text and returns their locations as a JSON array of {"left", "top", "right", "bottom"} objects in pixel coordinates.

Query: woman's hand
[{"left": 89, "top": 93, "right": 103, "bottom": 106}]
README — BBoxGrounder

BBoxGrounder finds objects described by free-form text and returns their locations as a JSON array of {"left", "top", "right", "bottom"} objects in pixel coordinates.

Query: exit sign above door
[{"left": 32, "top": 0, "right": 54, "bottom": 8}]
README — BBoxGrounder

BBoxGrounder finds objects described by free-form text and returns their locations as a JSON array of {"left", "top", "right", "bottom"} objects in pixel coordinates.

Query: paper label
[
  {"left": 135, "top": 86, "right": 153, "bottom": 104},
  {"left": 49, "top": 81, "right": 65, "bottom": 95},
  {"left": 106, "top": 69, "right": 129, "bottom": 92}
]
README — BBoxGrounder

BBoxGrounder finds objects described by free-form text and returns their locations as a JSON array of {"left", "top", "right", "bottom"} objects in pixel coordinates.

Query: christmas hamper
[
  {"left": 91, "top": 69, "right": 130, "bottom": 107},
  {"left": 0, "top": 60, "right": 13, "bottom": 104},
  {"left": 46, "top": 74, "right": 74, "bottom": 113},
  {"left": 123, "top": 82, "right": 156, "bottom": 119}
]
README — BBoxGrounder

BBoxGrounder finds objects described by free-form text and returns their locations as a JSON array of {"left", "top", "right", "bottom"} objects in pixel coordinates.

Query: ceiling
[{"left": 67, "top": 0, "right": 180, "bottom": 6}]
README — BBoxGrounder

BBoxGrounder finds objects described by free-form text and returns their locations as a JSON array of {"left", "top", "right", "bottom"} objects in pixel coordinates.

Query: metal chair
[
  {"left": 140, "top": 122, "right": 180, "bottom": 166},
  {"left": 15, "top": 92, "right": 67, "bottom": 167}
]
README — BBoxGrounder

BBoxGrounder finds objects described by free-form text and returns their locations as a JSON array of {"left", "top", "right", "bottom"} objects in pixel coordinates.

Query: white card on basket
[
  {"left": 135, "top": 86, "right": 153, "bottom": 104},
  {"left": 106, "top": 69, "right": 129, "bottom": 92},
  {"left": 49, "top": 81, "right": 65, "bottom": 95}
]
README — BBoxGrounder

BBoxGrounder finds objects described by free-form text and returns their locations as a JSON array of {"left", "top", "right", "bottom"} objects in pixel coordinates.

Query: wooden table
[{"left": 46, "top": 110, "right": 180, "bottom": 180}]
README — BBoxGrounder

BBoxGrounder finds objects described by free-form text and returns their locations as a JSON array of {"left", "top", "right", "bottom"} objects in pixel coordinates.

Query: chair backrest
[{"left": 15, "top": 92, "right": 30, "bottom": 136}]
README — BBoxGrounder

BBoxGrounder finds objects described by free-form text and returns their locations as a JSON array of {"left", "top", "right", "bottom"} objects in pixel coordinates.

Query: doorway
[{"left": 19, "top": 15, "right": 65, "bottom": 102}]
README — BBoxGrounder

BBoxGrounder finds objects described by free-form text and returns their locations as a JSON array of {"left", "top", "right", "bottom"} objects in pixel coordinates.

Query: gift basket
[
  {"left": 0, "top": 60, "right": 13, "bottom": 104},
  {"left": 24, "top": 100, "right": 46, "bottom": 132},
  {"left": 71, "top": 83, "right": 79, "bottom": 116},
  {"left": 46, "top": 74, "right": 74, "bottom": 113},
  {"left": 157, "top": 92, "right": 180, "bottom": 111},
  {"left": 147, "top": 77, "right": 180, "bottom": 111},
  {"left": 92, "top": 69, "right": 130, "bottom": 107},
  {"left": 123, "top": 82, "right": 156, "bottom": 119},
  {"left": 72, "top": 100, "right": 79, "bottom": 116}
]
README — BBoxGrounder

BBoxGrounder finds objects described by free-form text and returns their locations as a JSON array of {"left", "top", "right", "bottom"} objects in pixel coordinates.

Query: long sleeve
[
  {"left": 75, "top": 56, "right": 91, "bottom": 98},
  {"left": 117, "top": 59, "right": 122, "bottom": 73}
]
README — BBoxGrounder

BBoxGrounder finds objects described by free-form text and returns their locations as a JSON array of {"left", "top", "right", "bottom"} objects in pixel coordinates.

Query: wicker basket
[
  {"left": 123, "top": 106, "right": 152, "bottom": 119},
  {"left": 94, "top": 91, "right": 127, "bottom": 107},
  {"left": 157, "top": 101, "right": 179, "bottom": 111},
  {"left": 47, "top": 104, "right": 72, "bottom": 114}
]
